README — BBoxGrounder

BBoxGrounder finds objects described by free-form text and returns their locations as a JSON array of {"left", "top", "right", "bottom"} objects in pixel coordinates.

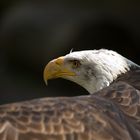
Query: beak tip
[{"left": 44, "top": 79, "right": 48, "bottom": 86}]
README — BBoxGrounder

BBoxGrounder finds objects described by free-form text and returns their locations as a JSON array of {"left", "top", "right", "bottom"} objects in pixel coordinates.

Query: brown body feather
[{"left": 0, "top": 70, "right": 140, "bottom": 140}]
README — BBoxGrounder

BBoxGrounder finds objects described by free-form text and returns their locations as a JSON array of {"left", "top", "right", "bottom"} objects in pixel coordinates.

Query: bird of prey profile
[{"left": 0, "top": 49, "right": 140, "bottom": 140}]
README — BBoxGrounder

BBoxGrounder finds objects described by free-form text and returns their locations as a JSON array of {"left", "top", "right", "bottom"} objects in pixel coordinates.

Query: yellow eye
[{"left": 72, "top": 60, "right": 81, "bottom": 68}]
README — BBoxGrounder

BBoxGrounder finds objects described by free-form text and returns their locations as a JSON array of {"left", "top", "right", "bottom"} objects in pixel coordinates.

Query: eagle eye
[{"left": 71, "top": 60, "right": 81, "bottom": 68}]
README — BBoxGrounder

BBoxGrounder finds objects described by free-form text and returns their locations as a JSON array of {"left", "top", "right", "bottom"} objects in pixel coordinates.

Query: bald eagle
[{"left": 0, "top": 49, "right": 140, "bottom": 140}]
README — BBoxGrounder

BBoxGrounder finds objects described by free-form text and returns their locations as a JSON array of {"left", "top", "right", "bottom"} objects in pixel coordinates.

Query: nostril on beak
[
  {"left": 54, "top": 57, "right": 64, "bottom": 66},
  {"left": 55, "top": 61, "right": 60, "bottom": 65}
]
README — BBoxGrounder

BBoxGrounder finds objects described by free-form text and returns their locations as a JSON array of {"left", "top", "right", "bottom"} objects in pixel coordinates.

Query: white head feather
[{"left": 63, "top": 49, "right": 138, "bottom": 94}]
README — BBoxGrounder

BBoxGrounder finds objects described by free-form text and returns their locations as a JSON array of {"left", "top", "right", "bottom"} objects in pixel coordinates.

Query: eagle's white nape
[{"left": 64, "top": 49, "right": 138, "bottom": 94}]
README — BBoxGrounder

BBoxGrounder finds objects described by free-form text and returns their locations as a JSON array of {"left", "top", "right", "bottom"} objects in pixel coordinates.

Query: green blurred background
[{"left": 0, "top": 1, "right": 140, "bottom": 104}]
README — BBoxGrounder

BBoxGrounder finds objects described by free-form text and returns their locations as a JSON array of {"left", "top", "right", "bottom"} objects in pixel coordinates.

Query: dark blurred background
[{"left": 0, "top": 1, "right": 140, "bottom": 104}]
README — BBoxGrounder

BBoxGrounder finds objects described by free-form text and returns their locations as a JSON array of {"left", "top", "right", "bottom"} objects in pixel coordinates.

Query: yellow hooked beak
[{"left": 43, "top": 56, "right": 76, "bottom": 85}]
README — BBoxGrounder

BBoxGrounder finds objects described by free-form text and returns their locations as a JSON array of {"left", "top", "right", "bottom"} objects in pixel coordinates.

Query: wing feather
[
  {"left": 94, "top": 81, "right": 140, "bottom": 139},
  {"left": 96, "top": 82, "right": 140, "bottom": 119},
  {"left": 0, "top": 93, "right": 133, "bottom": 140}
]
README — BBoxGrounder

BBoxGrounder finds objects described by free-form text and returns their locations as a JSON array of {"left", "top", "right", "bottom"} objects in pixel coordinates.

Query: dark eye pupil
[
  {"left": 74, "top": 61, "right": 77, "bottom": 66},
  {"left": 73, "top": 60, "right": 80, "bottom": 67}
]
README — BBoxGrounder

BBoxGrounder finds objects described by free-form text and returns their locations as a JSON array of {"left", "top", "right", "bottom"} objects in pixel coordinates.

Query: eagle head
[{"left": 43, "top": 49, "right": 136, "bottom": 94}]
